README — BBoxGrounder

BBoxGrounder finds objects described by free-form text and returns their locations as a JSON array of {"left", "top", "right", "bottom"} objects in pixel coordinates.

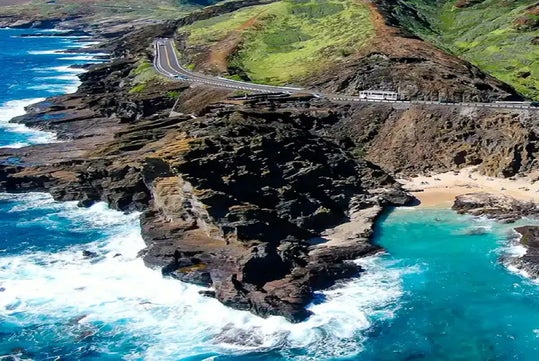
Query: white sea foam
[
  {"left": 496, "top": 219, "right": 539, "bottom": 283},
  {"left": 505, "top": 243, "right": 528, "bottom": 258},
  {"left": 0, "top": 98, "right": 44, "bottom": 123},
  {"left": 36, "top": 66, "right": 86, "bottom": 74},
  {"left": 0, "top": 141, "right": 29, "bottom": 148},
  {"left": 0, "top": 193, "right": 409, "bottom": 360},
  {"left": 506, "top": 264, "right": 532, "bottom": 280},
  {"left": 38, "top": 74, "right": 82, "bottom": 81},
  {"left": 65, "top": 52, "right": 108, "bottom": 57},
  {"left": 31, "top": 67, "right": 83, "bottom": 94},
  {"left": 58, "top": 55, "right": 104, "bottom": 61},
  {"left": 0, "top": 98, "right": 57, "bottom": 146},
  {"left": 28, "top": 81, "right": 80, "bottom": 94},
  {"left": 41, "top": 29, "right": 71, "bottom": 33},
  {"left": 78, "top": 41, "right": 101, "bottom": 48},
  {"left": 27, "top": 49, "right": 64, "bottom": 55}
]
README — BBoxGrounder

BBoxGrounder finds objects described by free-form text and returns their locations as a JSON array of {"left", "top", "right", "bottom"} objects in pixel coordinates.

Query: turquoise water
[
  {"left": 2, "top": 27, "right": 539, "bottom": 361},
  {"left": 359, "top": 209, "right": 539, "bottom": 361}
]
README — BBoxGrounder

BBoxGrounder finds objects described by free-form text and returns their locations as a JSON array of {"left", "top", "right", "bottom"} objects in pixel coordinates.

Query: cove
[{"left": 358, "top": 208, "right": 539, "bottom": 361}]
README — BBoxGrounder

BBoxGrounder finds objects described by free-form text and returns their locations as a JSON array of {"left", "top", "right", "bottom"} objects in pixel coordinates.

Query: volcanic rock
[
  {"left": 452, "top": 192, "right": 539, "bottom": 222},
  {"left": 507, "top": 226, "right": 539, "bottom": 278}
]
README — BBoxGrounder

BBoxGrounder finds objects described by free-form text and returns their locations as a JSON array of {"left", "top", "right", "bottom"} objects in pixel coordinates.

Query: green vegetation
[
  {"left": 166, "top": 90, "right": 181, "bottom": 98},
  {"left": 183, "top": 0, "right": 375, "bottom": 85},
  {"left": 129, "top": 83, "right": 147, "bottom": 94},
  {"left": 392, "top": 0, "right": 539, "bottom": 99},
  {"left": 133, "top": 62, "right": 153, "bottom": 75},
  {"left": 224, "top": 74, "right": 244, "bottom": 81},
  {"left": 129, "top": 60, "right": 165, "bottom": 94}
]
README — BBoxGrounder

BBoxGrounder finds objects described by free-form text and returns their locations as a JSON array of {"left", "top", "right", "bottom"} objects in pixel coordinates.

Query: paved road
[{"left": 153, "top": 38, "right": 539, "bottom": 111}]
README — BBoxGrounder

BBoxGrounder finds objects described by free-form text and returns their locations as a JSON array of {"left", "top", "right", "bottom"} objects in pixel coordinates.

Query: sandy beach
[{"left": 397, "top": 167, "right": 539, "bottom": 208}]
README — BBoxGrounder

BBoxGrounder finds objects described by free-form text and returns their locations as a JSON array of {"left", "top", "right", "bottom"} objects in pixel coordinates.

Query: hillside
[
  {"left": 181, "top": 0, "right": 374, "bottom": 84},
  {"left": 378, "top": 0, "right": 539, "bottom": 99},
  {"left": 178, "top": 0, "right": 520, "bottom": 102}
]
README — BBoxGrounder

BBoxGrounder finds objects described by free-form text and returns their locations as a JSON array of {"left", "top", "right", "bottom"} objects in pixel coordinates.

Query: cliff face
[{"left": 323, "top": 104, "right": 539, "bottom": 177}]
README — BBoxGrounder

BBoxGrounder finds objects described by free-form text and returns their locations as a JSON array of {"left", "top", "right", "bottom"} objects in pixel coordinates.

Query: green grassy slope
[
  {"left": 183, "top": 0, "right": 375, "bottom": 85},
  {"left": 391, "top": 0, "right": 539, "bottom": 99}
]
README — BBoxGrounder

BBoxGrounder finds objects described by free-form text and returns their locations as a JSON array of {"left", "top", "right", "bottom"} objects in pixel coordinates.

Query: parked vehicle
[{"left": 358, "top": 90, "right": 399, "bottom": 101}]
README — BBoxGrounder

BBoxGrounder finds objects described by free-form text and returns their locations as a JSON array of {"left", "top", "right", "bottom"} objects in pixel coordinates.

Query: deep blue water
[
  {"left": 2, "top": 28, "right": 539, "bottom": 361},
  {"left": 0, "top": 28, "right": 102, "bottom": 148}
]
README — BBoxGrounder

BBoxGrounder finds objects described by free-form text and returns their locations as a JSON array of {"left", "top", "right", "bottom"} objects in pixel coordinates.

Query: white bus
[{"left": 359, "top": 90, "right": 399, "bottom": 101}]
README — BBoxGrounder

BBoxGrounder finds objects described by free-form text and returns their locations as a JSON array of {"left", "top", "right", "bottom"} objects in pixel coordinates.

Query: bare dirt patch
[{"left": 203, "top": 15, "right": 261, "bottom": 73}]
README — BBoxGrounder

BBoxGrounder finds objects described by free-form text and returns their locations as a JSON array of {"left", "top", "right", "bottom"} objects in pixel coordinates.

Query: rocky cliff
[
  {"left": 322, "top": 104, "right": 539, "bottom": 178},
  {"left": 0, "top": 53, "right": 413, "bottom": 321}
]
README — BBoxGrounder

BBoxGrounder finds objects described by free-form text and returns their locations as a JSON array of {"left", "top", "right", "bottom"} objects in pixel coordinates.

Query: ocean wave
[
  {"left": 0, "top": 98, "right": 45, "bottom": 123},
  {"left": 36, "top": 65, "right": 86, "bottom": 74},
  {"left": 40, "top": 29, "right": 71, "bottom": 33},
  {"left": 28, "top": 83, "right": 79, "bottom": 94},
  {"left": 58, "top": 55, "right": 105, "bottom": 61},
  {"left": 0, "top": 98, "right": 57, "bottom": 146},
  {"left": 37, "top": 75, "right": 82, "bottom": 82},
  {"left": 27, "top": 49, "right": 64, "bottom": 55},
  {"left": 30, "top": 70, "right": 82, "bottom": 94},
  {"left": 0, "top": 141, "right": 29, "bottom": 148},
  {"left": 78, "top": 41, "right": 101, "bottom": 48},
  {"left": 0, "top": 193, "right": 408, "bottom": 360}
]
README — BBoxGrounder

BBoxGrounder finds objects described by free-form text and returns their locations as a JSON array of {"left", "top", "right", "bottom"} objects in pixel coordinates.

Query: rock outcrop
[
  {"left": 452, "top": 192, "right": 539, "bottom": 223},
  {"left": 506, "top": 226, "right": 539, "bottom": 279}
]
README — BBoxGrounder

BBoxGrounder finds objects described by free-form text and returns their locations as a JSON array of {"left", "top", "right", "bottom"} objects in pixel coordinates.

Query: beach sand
[{"left": 397, "top": 167, "right": 539, "bottom": 208}]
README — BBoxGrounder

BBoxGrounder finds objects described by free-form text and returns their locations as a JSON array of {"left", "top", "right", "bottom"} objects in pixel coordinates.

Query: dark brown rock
[
  {"left": 452, "top": 192, "right": 539, "bottom": 222},
  {"left": 506, "top": 226, "right": 539, "bottom": 278}
]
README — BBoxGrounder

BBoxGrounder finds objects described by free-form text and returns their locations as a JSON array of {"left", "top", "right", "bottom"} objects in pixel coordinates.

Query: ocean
[{"left": 1, "top": 28, "right": 539, "bottom": 361}]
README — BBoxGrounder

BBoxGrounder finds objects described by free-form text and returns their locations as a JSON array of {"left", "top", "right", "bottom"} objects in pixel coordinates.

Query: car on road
[{"left": 531, "top": 101, "right": 539, "bottom": 107}]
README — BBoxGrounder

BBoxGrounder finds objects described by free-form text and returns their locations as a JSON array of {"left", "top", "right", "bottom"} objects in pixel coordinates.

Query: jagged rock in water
[
  {"left": 506, "top": 226, "right": 539, "bottom": 279},
  {"left": 452, "top": 192, "right": 539, "bottom": 223}
]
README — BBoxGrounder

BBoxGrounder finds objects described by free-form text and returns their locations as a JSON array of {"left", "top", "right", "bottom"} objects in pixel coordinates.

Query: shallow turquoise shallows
[{"left": 359, "top": 208, "right": 539, "bottom": 361}]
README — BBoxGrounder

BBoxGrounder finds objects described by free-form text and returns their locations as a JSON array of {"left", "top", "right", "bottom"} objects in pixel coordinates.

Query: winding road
[{"left": 154, "top": 38, "right": 538, "bottom": 111}]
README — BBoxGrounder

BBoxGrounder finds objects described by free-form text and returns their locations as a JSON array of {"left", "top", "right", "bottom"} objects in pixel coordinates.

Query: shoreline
[{"left": 398, "top": 167, "right": 539, "bottom": 208}]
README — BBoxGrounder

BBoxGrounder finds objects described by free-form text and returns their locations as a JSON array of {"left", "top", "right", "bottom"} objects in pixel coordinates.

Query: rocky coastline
[
  {"left": 451, "top": 192, "right": 539, "bottom": 280},
  {"left": 507, "top": 226, "right": 539, "bottom": 279},
  {"left": 3, "top": 0, "right": 539, "bottom": 321},
  {"left": 0, "top": 19, "right": 417, "bottom": 321},
  {"left": 0, "top": 74, "right": 413, "bottom": 321},
  {"left": 452, "top": 192, "right": 539, "bottom": 223}
]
